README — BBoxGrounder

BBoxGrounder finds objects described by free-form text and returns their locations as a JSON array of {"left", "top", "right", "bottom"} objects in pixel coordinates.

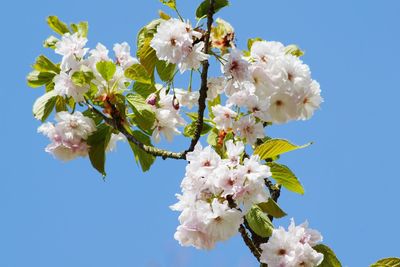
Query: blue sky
[{"left": 1, "top": 0, "right": 399, "bottom": 266}]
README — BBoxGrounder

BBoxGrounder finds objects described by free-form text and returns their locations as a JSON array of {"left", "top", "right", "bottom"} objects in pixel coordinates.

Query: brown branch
[
  {"left": 239, "top": 224, "right": 261, "bottom": 261},
  {"left": 184, "top": 0, "right": 216, "bottom": 156}
]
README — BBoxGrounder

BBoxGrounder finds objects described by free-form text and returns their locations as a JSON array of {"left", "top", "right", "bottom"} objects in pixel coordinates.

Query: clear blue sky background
[{"left": 1, "top": 1, "right": 399, "bottom": 266}]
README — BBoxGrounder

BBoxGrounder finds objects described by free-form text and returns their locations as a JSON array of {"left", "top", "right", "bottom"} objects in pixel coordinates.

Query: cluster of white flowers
[
  {"left": 260, "top": 219, "right": 324, "bottom": 267},
  {"left": 38, "top": 111, "right": 96, "bottom": 161},
  {"left": 205, "top": 41, "right": 322, "bottom": 140},
  {"left": 53, "top": 32, "right": 138, "bottom": 102},
  {"left": 171, "top": 141, "right": 272, "bottom": 249},
  {"left": 38, "top": 111, "right": 125, "bottom": 160},
  {"left": 145, "top": 85, "right": 199, "bottom": 143},
  {"left": 150, "top": 18, "right": 209, "bottom": 73}
]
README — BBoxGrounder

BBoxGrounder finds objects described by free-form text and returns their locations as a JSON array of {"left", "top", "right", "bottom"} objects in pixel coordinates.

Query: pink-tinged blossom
[
  {"left": 211, "top": 104, "right": 237, "bottom": 130},
  {"left": 113, "top": 42, "right": 139, "bottom": 69},
  {"left": 38, "top": 112, "right": 96, "bottom": 161},
  {"left": 222, "top": 49, "right": 250, "bottom": 82},
  {"left": 260, "top": 219, "right": 324, "bottom": 267},
  {"left": 234, "top": 115, "right": 264, "bottom": 144}
]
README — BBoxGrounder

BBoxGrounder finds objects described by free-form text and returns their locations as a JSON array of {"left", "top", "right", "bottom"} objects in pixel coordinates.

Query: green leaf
[
  {"left": 87, "top": 124, "right": 113, "bottom": 176},
  {"left": 83, "top": 109, "right": 103, "bottom": 125},
  {"left": 268, "top": 162, "right": 304, "bottom": 194},
  {"left": 55, "top": 96, "right": 68, "bottom": 112},
  {"left": 27, "top": 70, "right": 55, "bottom": 88},
  {"left": 313, "top": 244, "right": 342, "bottom": 267},
  {"left": 254, "top": 139, "right": 311, "bottom": 160},
  {"left": 159, "top": 0, "right": 176, "bottom": 9},
  {"left": 132, "top": 82, "right": 157, "bottom": 98},
  {"left": 156, "top": 60, "right": 176, "bottom": 82},
  {"left": 158, "top": 10, "right": 171, "bottom": 20},
  {"left": 124, "top": 63, "right": 152, "bottom": 85},
  {"left": 32, "top": 55, "right": 60, "bottom": 73},
  {"left": 32, "top": 90, "right": 58, "bottom": 121},
  {"left": 126, "top": 94, "right": 156, "bottom": 134},
  {"left": 370, "top": 258, "right": 400, "bottom": 267},
  {"left": 128, "top": 130, "right": 156, "bottom": 172},
  {"left": 96, "top": 61, "right": 116, "bottom": 82},
  {"left": 137, "top": 19, "right": 162, "bottom": 54},
  {"left": 196, "top": 0, "right": 229, "bottom": 19},
  {"left": 285, "top": 44, "right": 304, "bottom": 57},
  {"left": 245, "top": 205, "right": 273, "bottom": 238},
  {"left": 43, "top": 35, "right": 59, "bottom": 49},
  {"left": 247, "top": 37, "right": 263, "bottom": 51},
  {"left": 70, "top": 21, "right": 88, "bottom": 37},
  {"left": 258, "top": 198, "right": 287, "bottom": 218},
  {"left": 183, "top": 121, "right": 212, "bottom": 138},
  {"left": 71, "top": 70, "right": 95, "bottom": 87},
  {"left": 207, "top": 128, "right": 218, "bottom": 146},
  {"left": 137, "top": 38, "right": 158, "bottom": 78},
  {"left": 47, "top": 16, "right": 70, "bottom": 35},
  {"left": 208, "top": 95, "right": 221, "bottom": 119}
]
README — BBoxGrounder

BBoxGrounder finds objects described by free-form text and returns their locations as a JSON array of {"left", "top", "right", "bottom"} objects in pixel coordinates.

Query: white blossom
[
  {"left": 260, "top": 219, "right": 324, "bottom": 267},
  {"left": 222, "top": 49, "right": 250, "bottom": 82},
  {"left": 38, "top": 112, "right": 96, "bottom": 161},
  {"left": 113, "top": 42, "right": 138, "bottom": 69},
  {"left": 53, "top": 72, "right": 89, "bottom": 102},
  {"left": 211, "top": 104, "right": 237, "bottom": 130},
  {"left": 234, "top": 115, "right": 264, "bottom": 144},
  {"left": 55, "top": 32, "right": 88, "bottom": 59}
]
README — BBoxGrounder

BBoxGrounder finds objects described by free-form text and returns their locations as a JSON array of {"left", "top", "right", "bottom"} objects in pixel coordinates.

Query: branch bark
[{"left": 184, "top": 0, "right": 215, "bottom": 156}]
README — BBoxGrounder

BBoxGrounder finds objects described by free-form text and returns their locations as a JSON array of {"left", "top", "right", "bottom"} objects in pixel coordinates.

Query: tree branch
[
  {"left": 239, "top": 224, "right": 261, "bottom": 261},
  {"left": 184, "top": 0, "right": 216, "bottom": 156}
]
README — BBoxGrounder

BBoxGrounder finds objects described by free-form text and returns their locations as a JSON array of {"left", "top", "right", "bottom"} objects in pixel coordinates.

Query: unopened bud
[
  {"left": 146, "top": 93, "right": 158, "bottom": 106},
  {"left": 172, "top": 95, "right": 180, "bottom": 110}
]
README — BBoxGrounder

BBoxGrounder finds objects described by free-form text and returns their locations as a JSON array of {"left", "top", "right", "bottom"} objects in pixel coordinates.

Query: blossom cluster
[
  {"left": 171, "top": 140, "right": 272, "bottom": 249},
  {"left": 38, "top": 111, "right": 96, "bottom": 161},
  {"left": 260, "top": 219, "right": 324, "bottom": 267},
  {"left": 146, "top": 86, "right": 199, "bottom": 143},
  {"left": 54, "top": 32, "right": 136, "bottom": 102},
  {"left": 38, "top": 111, "right": 124, "bottom": 161},
  {"left": 150, "top": 18, "right": 209, "bottom": 73}
]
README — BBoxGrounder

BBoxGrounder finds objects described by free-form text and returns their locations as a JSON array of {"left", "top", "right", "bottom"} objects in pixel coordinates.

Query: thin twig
[{"left": 184, "top": 0, "right": 216, "bottom": 156}]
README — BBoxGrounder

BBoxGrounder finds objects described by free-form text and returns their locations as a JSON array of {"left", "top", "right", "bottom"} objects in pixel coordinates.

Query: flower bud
[
  {"left": 146, "top": 93, "right": 158, "bottom": 106},
  {"left": 172, "top": 95, "right": 180, "bottom": 110}
]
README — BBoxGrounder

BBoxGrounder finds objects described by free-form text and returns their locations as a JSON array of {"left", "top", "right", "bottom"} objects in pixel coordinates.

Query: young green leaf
[
  {"left": 196, "top": 0, "right": 229, "bottom": 19},
  {"left": 126, "top": 94, "right": 156, "bottom": 134},
  {"left": 132, "top": 82, "right": 157, "bottom": 98},
  {"left": 370, "top": 258, "right": 400, "bottom": 267},
  {"left": 137, "top": 38, "right": 158, "bottom": 78},
  {"left": 245, "top": 205, "right": 274, "bottom": 238},
  {"left": 71, "top": 70, "right": 95, "bottom": 87},
  {"left": 128, "top": 130, "right": 156, "bottom": 172},
  {"left": 268, "top": 162, "right": 305, "bottom": 194},
  {"left": 285, "top": 44, "right": 304, "bottom": 57},
  {"left": 254, "top": 139, "right": 311, "bottom": 160},
  {"left": 32, "top": 55, "right": 60, "bottom": 73},
  {"left": 156, "top": 60, "right": 176, "bottom": 82},
  {"left": 124, "top": 63, "right": 153, "bottom": 85},
  {"left": 27, "top": 70, "right": 55, "bottom": 88},
  {"left": 32, "top": 90, "right": 58, "bottom": 121},
  {"left": 87, "top": 124, "right": 113, "bottom": 176},
  {"left": 159, "top": 0, "right": 176, "bottom": 10},
  {"left": 43, "top": 35, "right": 59, "bottom": 49},
  {"left": 70, "top": 21, "right": 89, "bottom": 37},
  {"left": 47, "top": 16, "right": 70, "bottom": 35},
  {"left": 313, "top": 244, "right": 342, "bottom": 267},
  {"left": 96, "top": 61, "right": 116, "bottom": 82},
  {"left": 207, "top": 128, "right": 219, "bottom": 146},
  {"left": 258, "top": 198, "right": 287, "bottom": 218},
  {"left": 183, "top": 121, "right": 212, "bottom": 138}
]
